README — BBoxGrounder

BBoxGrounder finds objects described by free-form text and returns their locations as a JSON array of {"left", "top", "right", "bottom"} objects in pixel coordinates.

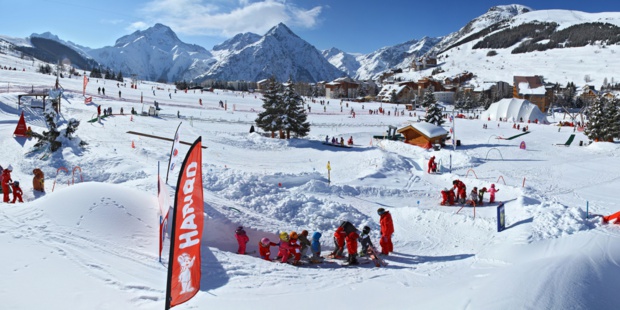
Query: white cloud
[
  {"left": 127, "top": 21, "right": 150, "bottom": 32},
  {"left": 135, "top": 0, "right": 322, "bottom": 37}
]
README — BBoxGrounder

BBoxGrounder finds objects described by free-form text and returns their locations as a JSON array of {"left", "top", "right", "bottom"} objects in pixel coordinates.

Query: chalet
[
  {"left": 256, "top": 79, "right": 270, "bottom": 92},
  {"left": 377, "top": 84, "right": 412, "bottom": 103},
  {"left": 579, "top": 85, "right": 598, "bottom": 101},
  {"left": 412, "top": 56, "right": 438, "bottom": 71},
  {"left": 513, "top": 76, "right": 553, "bottom": 113},
  {"left": 397, "top": 123, "right": 449, "bottom": 149},
  {"left": 325, "top": 77, "right": 359, "bottom": 99}
]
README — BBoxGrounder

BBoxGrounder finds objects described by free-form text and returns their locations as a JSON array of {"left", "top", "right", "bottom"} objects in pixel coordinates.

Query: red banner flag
[
  {"left": 165, "top": 137, "right": 203, "bottom": 309},
  {"left": 83, "top": 75, "right": 88, "bottom": 96},
  {"left": 84, "top": 97, "right": 92, "bottom": 104}
]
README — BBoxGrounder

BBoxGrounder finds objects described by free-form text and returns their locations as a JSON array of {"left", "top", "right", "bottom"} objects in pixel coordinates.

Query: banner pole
[{"left": 165, "top": 122, "right": 182, "bottom": 184}]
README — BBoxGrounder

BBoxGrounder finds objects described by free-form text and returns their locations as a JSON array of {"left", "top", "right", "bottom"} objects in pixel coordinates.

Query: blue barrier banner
[{"left": 497, "top": 203, "right": 505, "bottom": 232}]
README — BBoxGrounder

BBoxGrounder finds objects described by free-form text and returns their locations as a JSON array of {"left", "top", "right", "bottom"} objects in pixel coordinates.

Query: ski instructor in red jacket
[{"left": 377, "top": 208, "right": 394, "bottom": 255}]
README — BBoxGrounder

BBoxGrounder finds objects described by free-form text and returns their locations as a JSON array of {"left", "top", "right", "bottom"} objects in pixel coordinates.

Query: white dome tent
[{"left": 481, "top": 98, "right": 549, "bottom": 124}]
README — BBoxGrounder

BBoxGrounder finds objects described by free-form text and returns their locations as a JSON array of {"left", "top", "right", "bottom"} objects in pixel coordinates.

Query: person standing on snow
[
  {"left": 428, "top": 156, "right": 436, "bottom": 174},
  {"left": 378, "top": 208, "right": 394, "bottom": 255},
  {"left": 2, "top": 165, "right": 13, "bottom": 203},
  {"left": 453, "top": 179, "right": 467, "bottom": 204},
  {"left": 346, "top": 229, "right": 360, "bottom": 265},
  {"left": 298, "top": 230, "right": 312, "bottom": 258},
  {"left": 289, "top": 231, "right": 302, "bottom": 265},
  {"left": 235, "top": 226, "right": 249, "bottom": 254},
  {"left": 310, "top": 232, "right": 322, "bottom": 263},
  {"left": 488, "top": 184, "right": 500, "bottom": 203},
  {"left": 478, "top": 187, "right": 487, "bottom": 205},
  {"left": 10, "top": 181, "right": 23, "bottom": 203},
  {"left": 258, "top": 238, "right": 278, "bottom": 261},
  {"left": 330, "top": 226, "right": 347, "bottom": 258},
  {"left": 276, "top": 232, "right": 291, "bottom": 263},
  {"left": 358, "top": 226, "right": 374, "bottom": 256}
]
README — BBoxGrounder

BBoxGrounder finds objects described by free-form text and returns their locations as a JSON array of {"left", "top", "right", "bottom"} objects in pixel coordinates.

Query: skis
[{"left": 366, "top": 245, "right": 388, "bottom": 267}]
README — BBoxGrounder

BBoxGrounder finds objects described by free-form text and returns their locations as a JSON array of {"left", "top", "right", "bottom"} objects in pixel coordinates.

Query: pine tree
[
  {"left": 255, "top": 77, "right": 283, "bottom": 138},
  {"left": 607, "top": 98, "right": 620, "bottom": 141},
  {"left": 281, "top": 79, "right": 310, "bottom": 138},
  {"left": 584, "top": 96, "right": 609, "bottom": 142},
  {"left": 423, "top": 87, "right": 445, "bottom": 126},
  {"left": 117, "top": 71, "right": 124, "bottom": 82}
]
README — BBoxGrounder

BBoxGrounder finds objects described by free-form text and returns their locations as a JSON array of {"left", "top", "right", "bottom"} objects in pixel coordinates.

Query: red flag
[
  {"left": 84, "top": 97, "right": 92, "bottom": 104},
  {"left": 83, "top": 75, "right": 88, "bottom": 96},
  {"left": 165, "top": 137, "right": 203, "bottom": 309},
  {"left": 13, "top": 111, "right": 28, "bottom": 137}
]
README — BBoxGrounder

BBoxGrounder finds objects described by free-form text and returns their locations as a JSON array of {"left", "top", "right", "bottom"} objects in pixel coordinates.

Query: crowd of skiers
[
  {"left": 441, "top": 179, "right": 499, "bottom": 206},
  {"left": 235, "top": 208, "right": 394, "bottom": 266}
]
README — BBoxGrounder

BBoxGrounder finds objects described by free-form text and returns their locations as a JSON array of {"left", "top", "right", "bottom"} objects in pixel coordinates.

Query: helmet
[
  {"left": 443, "top": 188, "right": 449, "bottom": 192},
  {"left": 235, "top": 226, "right": 245, "bottom": 235},
  {"left": 289, "top": 231, "right": 298, "bottom": 239},
  {"left": 453, "top": 180, "right": 457, "bottom": 185},
  {"left": 312, "top": 232, "right": 322, "bottom": 240},
  {"left": 279, "top": 232, "right": 289, "bottom": 242},
  {"left": 491, "top": 184, "right": 495, "bottom": 188},
  {"left": 301, "top": 230, "right": 308, "bottom": 237},
  {"left": 6, "top": 165, "right": 12, "bottom": 171},
  {"left": 362, "top": 226, "right": 371, "bottom": 234},
  {"left": 377, "top": 208, "right": 385, "bottom": 215},
  {"left": 13, "top": 181, "right": 19, "bottom": 186},
  {"left": 260, "top": 238, "right": 270, "bottom": 246}
]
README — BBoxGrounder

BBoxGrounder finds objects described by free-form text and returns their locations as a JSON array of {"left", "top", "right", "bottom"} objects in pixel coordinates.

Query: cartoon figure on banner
[{"left": 178, "top": 253, "right": 196, "bottom": 294}]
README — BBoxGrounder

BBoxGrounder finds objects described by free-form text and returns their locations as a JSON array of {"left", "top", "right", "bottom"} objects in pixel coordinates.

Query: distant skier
[
  {"left": 330, "top": 226, "right": 346, "bottom": 258},
  {"left": 235, "top": 226, "right": 249, "bottom": 254},
  {"left": 428, "top": 156, "right": 436, "bottom": 174},
  {"left": 453, "top": 179, "right": 467, "bottom": 204},
  {"left": 488, "top": 184, "right": 499, "bottom": 203},
  {"left": 289, "top": 231, "right": 302, "bottom": 265},
  {"left": 276, "top": 232, "right": 291, "bottom": 263},
  {"left": 466, "top": 187, "right": 478, "bottom": 206},
  {"left": 378, "top": 208, "right": 394, "bottom": 255},
  {"left": 478, "top": 187, "right": 487, "bottom": 205}
]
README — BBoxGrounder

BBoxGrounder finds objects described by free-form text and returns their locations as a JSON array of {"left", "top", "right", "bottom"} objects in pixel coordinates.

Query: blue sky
[{"left": 3, "top": 0, "right": 620, "bottom": 54}]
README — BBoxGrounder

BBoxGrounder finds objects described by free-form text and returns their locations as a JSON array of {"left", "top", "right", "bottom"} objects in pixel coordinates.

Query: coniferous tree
[
  {"left": 607, "top": 98, "right": 620, "bottom": 141},
  {"left": 255, "top": 77, "right": 283, "bottom": 138},
  {"left": 423, "top": 87, "right": 445, "bottom": 126},
  {"left": 421, "top": 86, "right": 436, "bottom": 109},
  {"left": 281, "top": 79, "right": 310, "bottom": 138},
  {"left": 584, "top": 96, "right": 609, "bottom": 142}
]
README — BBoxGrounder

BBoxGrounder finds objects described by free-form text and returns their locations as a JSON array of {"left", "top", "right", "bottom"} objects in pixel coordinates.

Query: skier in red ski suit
[
  {"left": 2, "top": 166, "right": 13, "bottom": 203},
  {"left": 378, "top": 208, "right": 394, "bottom": 255},
  {"left": 258, "top": 238, "right": 278, "bottom": 261},
  {"left": 330, "top": 226, "right": 347, "bottom": 258},
  {"left": 10, "top": 181, "right": 23, "bottom": 203},
  {"left": 235, "top": 226, "right": 249, "bottom": 254},
  {"left": 428, "top": 156, "right": 436, "bottom": 173},
  {"left": 289, "top": 231, "right": 302, "bottom": 265},
  {"left": 346, "top": 230, "right": 360, "bottom": 265},
  {"left": 453, "top": 179, "right": 467, "bottom": 203}
]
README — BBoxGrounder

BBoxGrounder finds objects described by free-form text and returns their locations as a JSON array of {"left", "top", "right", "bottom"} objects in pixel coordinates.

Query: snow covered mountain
[
  {"left": 323, "top": 37, "right": 442, "bottom": 81},
  {"left": 87, "top": 23, "right": 215, "bottom": 82},
  {"left": 196, "top": 23, "right": 344, "bottom": 83}
]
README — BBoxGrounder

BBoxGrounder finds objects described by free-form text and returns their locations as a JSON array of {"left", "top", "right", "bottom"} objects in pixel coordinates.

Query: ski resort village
[{"left": 0, "top": 3, "right": 619, "bottom": 310}]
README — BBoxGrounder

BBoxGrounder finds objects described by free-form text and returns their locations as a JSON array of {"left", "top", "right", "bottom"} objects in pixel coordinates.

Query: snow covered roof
[
  {"left": 377, "top": 84, "right": 408, "bottom": 101},
  {"left": 481, "top": 98, "right": 549, "bottom": 123},
  {"left": 398, "top": 122, "right": 449, "bottom": 138},
  {"left": 518, "top": 82, "right": 546, "bottom": 95}
]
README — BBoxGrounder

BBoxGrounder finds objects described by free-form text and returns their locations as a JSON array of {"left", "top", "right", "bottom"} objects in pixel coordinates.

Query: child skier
[
  {"left": 358, "top": 226, "right": 374, "bottom": 256},
  {"left": 488, "top": 184, "right": 500, "bottom": 203},
  {"left": 258, "top": 238, "right": 278, "bottom": 261},
  {"left": 478, "top": 187, "right": 487, "bottom": 205},
  {"left": 346, "top": 230, "right": 360, "bottom": 265},
  {"left": 310, "top": 232, "right": 323, "bottom": 263},
  {"left": 2, "top": 165, "right": 12, "bottom": 203},
  {"left": 289, "top": 231, "right": 302, "bottom": 265},
  {"left": 428, "top": 156, "right": 436, "bottom": 173},
  {"left": 298, "top": 230, "right": 312, "bottom": 258},
  {"left": 10, "top": 181, "right": 23, "bottom": 203},
  {"left": 276, "top": 232, "right": 291, "bottom": 263},
  {"left": 466, "top": 187, "right": 478, "bottom": 206},
  {"left": 453, "top": 179, "right": 467, "bottom": 204},
  {"left": 330, "top": 226, "right": 346, "bottom": 258},
  {"left": 235, "top": 226, "right": 249, "bottom": 254}
]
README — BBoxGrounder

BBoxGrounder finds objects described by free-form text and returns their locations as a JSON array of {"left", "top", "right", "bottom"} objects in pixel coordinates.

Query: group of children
[
  {"left": 325, "top": 135, "right": 354, "bottom": 146},
  {"left": 235, "top": 220, "right": 382, "bottom": 266},
  {"left": 441, "top": 179, "right": 499, "bottom": 206},
  {"left": 1, "top": 165, "right": 23, "bottom": 203}
]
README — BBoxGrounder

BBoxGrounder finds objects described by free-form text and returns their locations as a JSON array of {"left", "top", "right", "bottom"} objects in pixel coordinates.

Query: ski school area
[{"left": 0, "top": 56, "right": 620, "bottom": 309}]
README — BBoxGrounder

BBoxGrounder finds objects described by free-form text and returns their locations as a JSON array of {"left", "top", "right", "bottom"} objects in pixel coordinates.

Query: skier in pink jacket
[
  {"left": 235, "top": 226, "right": 250, "bottom": 254},
  {"left": 276, "top": 232, "right": 291, "bottom": 263},
  {"left": 488, "top": 184, "right": 500, "bottom": 203}
]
